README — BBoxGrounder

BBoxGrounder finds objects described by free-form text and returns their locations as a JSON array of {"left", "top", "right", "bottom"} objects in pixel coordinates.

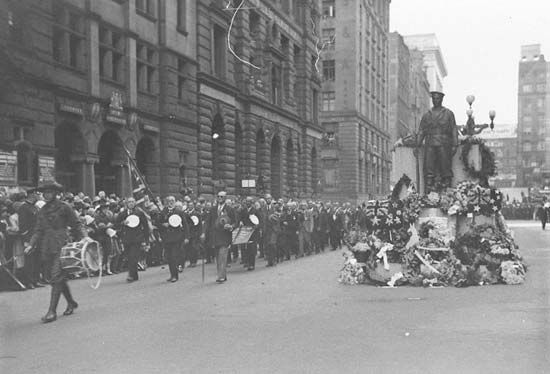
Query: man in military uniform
[
  {"left": 117, "top": 197, "right": 150, "bottom": 282},
  {"left": 417, "top": 91, "right": 459, "bottom": 192},
  {"left": 157, "top": 196, "right": 189, "bottom": 282},
  {"left": 26, "top": 181, "right": 86, "bottom": 323}
]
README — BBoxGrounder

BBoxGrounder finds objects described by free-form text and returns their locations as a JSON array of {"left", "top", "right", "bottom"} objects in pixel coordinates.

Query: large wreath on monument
[{"left": 460, "top": 137, "right": 497, "bottom": 180}]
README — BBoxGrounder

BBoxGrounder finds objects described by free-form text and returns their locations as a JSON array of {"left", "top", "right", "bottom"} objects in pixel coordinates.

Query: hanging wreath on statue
[{"left": 460, "top": 137, "right": 497, "bottom": 181}]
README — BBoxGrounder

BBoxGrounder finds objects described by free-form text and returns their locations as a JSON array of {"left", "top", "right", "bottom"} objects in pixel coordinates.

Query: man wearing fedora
[
  {"left": 26, "top": 181, "right": 86, "bottom": 323},
  {"left": 116, "top": 197, "right": 149, "bottom": 282},
  {"left": 156, "top": 196, "right": 189, "bottom": 282},
  {"left": 201, "top": 191, "right": 236, "bottom": 283},
  {"left": 417, "top": 91, "right": 459, "bottom": 192}
]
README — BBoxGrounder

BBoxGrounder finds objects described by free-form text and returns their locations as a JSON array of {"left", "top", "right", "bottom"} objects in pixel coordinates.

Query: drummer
[
  {"left": 157, "top": 196, "right": 189, "bottom": 282},
  {"left": 239, "top": 196, "right": 260, "bottom": 271},
  {"left": 25, "top": 181, "right": 87, "bottom": 323}
]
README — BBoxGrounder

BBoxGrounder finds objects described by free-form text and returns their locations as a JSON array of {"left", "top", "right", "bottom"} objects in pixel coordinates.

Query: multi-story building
[
  {"left": 388, "top": 32, "right": 410, "bottom": 146},
  {"left": 517, "top": 44, "right": 550, "bottom": 188},
  {"left": 195, "top": 0, "right": 323, "bottom": 198},
  {"left": 388, "top": 31, "right": 430, "bottom": 187},
  {"left": 0, "top": 0, "right": 197, "bottom": 197},
  {"left": 408, "top": 48, "right": 431, "bottom": 133},
  {"left": 403, "top": 33, "right": 446, "bottom": 93},
  {"left": 0, "top": 0, "right": 323, "bottom": 199},
  {"left": 480, "top": 125, "right": 518, "bottom": 188},
  {"left": 320, "top": 0, "right": 392, "bottom": 202}
]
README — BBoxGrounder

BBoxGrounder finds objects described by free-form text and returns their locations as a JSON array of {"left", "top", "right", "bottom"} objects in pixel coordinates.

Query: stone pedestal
[{"left": 391, "top": 144, "right": 481, "bottom": 194}]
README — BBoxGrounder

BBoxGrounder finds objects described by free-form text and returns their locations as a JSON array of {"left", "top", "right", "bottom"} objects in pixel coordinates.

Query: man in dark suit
[
  {"left": 201, "top": 191, "right": 236, "bottom": 283},
  {"left": 239, "top": 196, "right": 260, "bottom": 271},
  {"left": 185, "top": 201, "right": 201, "bottom": 267},
  {"left": 26, "top": 181, "right": 86, "bottom": 323},
  {"left": 157, "top": 196, "right": 189, "bottom": 282},
  {"left": 116, "top": 197, "right": 150, "bottom": 282},
  {"left": 19, "top": 188, "right": 42, "bottom": 288}
]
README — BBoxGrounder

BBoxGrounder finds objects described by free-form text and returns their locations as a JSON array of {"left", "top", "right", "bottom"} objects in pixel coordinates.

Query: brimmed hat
[
  {"left": 36, "top": 181, "right": 64, "bottom": 192},
  {"left": 430, "top": 91, "right": 445, "bottom": 97}
]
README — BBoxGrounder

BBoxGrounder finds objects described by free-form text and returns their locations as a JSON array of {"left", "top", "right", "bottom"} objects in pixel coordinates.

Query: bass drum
[{"left": 60, "top": 239, "right": 102, "bottom": 273}]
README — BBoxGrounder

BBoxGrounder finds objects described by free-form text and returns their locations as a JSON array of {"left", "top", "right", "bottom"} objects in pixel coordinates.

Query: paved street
[{"left": 1, "top": 221, "right": 549, "bottom": 374}]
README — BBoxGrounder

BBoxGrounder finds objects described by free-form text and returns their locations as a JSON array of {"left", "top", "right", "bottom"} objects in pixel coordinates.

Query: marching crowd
[{"left": 1, "top": 184, "right": 357, "bottom": 291}]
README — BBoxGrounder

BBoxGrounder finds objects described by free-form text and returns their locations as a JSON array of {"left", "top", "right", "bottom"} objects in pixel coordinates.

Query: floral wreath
[{"left": 460, "top": 137, "right": 497, "bottom": 180}]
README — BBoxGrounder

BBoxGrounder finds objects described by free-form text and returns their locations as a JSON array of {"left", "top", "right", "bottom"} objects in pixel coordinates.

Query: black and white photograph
[{"left": 0, "top": 0, "right": 549, "bottom": 373}]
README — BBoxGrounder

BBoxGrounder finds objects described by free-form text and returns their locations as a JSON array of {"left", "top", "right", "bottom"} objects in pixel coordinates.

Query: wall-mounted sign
[
  {"left": 0, "top": 151, "right": 17, "bottom": 185},
  {"left": 106, "top": 91, "right": 127, "bottom": 126},
  {"left": 58, "top": 103, "right": 84, "bottom": 116},
  {"left": 39, "top": 156, "right": 55, "bottom": 183},
  {"left": 241, "top": 179, "right": 256, "bottom": 188}
]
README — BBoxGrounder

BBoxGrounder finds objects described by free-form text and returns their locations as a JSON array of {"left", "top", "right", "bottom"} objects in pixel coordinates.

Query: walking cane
[{"left": 201, "top": 244, "right": 205, "bottom": 283}]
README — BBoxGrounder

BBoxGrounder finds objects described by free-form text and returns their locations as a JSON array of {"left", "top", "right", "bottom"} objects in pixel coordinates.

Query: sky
[{"left": 390, "top": 0, "right": 550, "bottom": 127}]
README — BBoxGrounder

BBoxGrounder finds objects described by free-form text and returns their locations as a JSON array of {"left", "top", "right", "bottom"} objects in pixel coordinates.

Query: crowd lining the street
[{"left": 1, "top": 186, "right": 547, "bottom": 291}]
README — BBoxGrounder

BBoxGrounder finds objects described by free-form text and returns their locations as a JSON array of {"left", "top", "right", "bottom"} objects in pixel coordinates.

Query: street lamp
[{"left": 461, "top": 95, "right": 496, "bottom": 136}]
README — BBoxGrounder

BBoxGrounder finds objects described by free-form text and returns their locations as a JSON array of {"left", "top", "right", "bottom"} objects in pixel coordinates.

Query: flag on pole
[{"left": 122, "top": 145, "right": 154, "bottom": 207}]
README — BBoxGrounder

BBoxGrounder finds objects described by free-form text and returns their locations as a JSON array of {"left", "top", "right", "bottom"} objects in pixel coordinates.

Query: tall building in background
[
  {"left": 517, "top": 44, "right": 550, "bottom": 188},
  {"left": 388, "top": 31, "right": 430, "bottom": 187},
  {"left": 480, "top": 125, "right": 518, "bottom": 188},
  {"left": 403, "top": 33, "right": 447, "bottom": 93},
  {"left": 388, "top": 32, "right": 411, "bottom": 145},
  {"left": 320, "top": 0, "right": 392, "bottom": 202}
]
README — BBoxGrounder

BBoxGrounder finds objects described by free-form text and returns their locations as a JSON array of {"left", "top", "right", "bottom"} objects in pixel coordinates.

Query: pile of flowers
[{"left": 338, "top": 251, "right": 367, "bottom": 285}]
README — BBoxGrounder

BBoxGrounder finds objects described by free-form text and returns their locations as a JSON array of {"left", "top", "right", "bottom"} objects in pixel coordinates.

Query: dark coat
[
  {"left": 29, "top": 199, "right": 84, "bottom": 255},
  {"left": 117, "top": 208, "right": 150, "bottom": 245},
  {"left": 204, "top": 203, "right": 237, "bottom": 248},
  {"left": 18, "top": 200, "right": 37, "bottom": 242},
  {"left": 157, "top": 207, "right": 189, "bottom": 244}
]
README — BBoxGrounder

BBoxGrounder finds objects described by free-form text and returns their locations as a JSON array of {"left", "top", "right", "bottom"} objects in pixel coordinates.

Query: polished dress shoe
[
  {"left": 215, "top": 278, "right": 227, "bottom": 283},
  {"left": 63, "top": 301, "right": 78, "bottom": 316},
  {"left": 247, "top": 267, "right": 255, "bottom": 271},
  {"left": 170, "top": 278, "right": 178, "bottom": 283},
  {"left": 126, "top": 277, "right": 137, "bottom": 283},
  {"left": 41, "top": 311, "right": 57, "bottom": 323}
]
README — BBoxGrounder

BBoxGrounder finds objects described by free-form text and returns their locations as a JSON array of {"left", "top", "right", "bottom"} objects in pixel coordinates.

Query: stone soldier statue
[{"left": 417, "top": 91, "right": 459, "bottom": 192}]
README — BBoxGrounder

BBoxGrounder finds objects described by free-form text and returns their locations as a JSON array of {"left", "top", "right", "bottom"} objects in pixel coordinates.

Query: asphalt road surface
[{"left": 1, "top": 221, "right": 549, "bottom": 374}]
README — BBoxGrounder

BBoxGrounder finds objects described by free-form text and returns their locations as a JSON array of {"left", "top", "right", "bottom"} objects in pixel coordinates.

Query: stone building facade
[
  {"left": 517, "top": 44, "right": 550, "bottom": 188},
  {"left": 403, "top": 33, "right": 447, "bottom": 93},
  {"left": 195, "top": 0, "right": 323, "bottom": 198},
  {"left": 320, "top": 0, "right": 392, "bottom": 202},
  {"left": 1, "top": 0, "right": 323, "bottom": 199},
  {"left": 480, "top": 125, "right": 518, "bottom": 188},
  {"left": 0, "top": 0, "right": 197, "bottom": 197},
  {"left": 388, "top": 32, "right": 430, "bottom": 187}
]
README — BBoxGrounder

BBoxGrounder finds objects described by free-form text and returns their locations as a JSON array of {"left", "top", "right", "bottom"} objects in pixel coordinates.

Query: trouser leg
[
  {"left": 126, "top": 243, "right": 139, "bottom": 280},
  {"left": 216, "top": 245, "right": 228, "bottom": 280},
  {"left": 246, "top": 242, "right": 256, "bottom": 269},
  {"left": 166, "top": 244, "right": 179, "bottom": 279}
]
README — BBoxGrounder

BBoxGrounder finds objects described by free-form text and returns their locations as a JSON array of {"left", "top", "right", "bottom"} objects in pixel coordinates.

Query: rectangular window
[
  {"left": 322, "top": 0, "right": 335, "bottom": 17},
  {"left": 136, "top": 0, "right": 155, "bottom": 17},
  {"left": 522, "top": 84, "right": 533, "bottom": 93},
  {"left": 322, "top": 91, "right": 335, "bottom": 111},
  {"left": 99, "top": 25, "right": 125, "bottom": 83},
  {"left": 213, "top": 25, "right": 226, "bottom": 79},
  {"left": 324, "top": 168, "right": 337, "bottom": 188},
  {"left": 322, "top": 28, "right": 335, "bottom": 50},
  {"left": 312, "top": 88, "right": 319, "bottom": 124},
  {"left": 177, "top": 58, "right": 186, "bottom": 100},
  {"left": 136, "top": 42, "right": 158, "bottom": 93},
  {"left": 52, "top": 5, "right": 86, "bottom": 70},
  {"left": 177, "top": 0, "right": 186, "bottom": 31},
  {"left": 322, "top": 60, "right": 335, "bottom": 81},
  {"left": 271, "top": 65, "right": 282, "bottom": 105}
]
